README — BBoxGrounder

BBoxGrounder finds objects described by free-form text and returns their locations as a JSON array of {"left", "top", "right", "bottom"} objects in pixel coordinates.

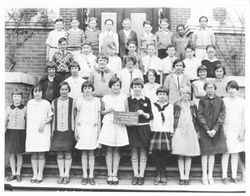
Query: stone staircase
[{"left": 4, "top": 150, "right": 245, "bottom": 192}]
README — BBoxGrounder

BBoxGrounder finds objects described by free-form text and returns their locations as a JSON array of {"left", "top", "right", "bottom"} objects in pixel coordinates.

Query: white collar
[{"left": 131, "top": 94, "right": 145, "bottom": 100}]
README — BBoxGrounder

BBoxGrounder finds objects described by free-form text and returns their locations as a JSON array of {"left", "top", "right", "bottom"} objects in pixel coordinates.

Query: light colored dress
[
  {"left": 26, "top": 99, "right": 53, "bottom": 152},
  {"left": 75, "top": 96, "right": 101, "bottom": 150},
  {"left": 171, "top": 102, "right": 200, "bottom": 156},
  {"left": 98, "top": 93, "right": 129, "bottom": 147},
  {"left": 192, "top": 79, "right": 207, "bottom": 106},
  {"left": 223, "top": 96, "right": 245, "bottom": 153}
]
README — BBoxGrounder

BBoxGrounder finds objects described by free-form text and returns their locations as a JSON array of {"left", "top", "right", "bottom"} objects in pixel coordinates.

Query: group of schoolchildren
[{"left": 5, "top": 14, "right": 245, "bottom": 187}]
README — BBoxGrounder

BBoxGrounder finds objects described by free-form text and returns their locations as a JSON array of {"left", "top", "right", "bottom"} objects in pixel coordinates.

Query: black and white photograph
[{"left": 2, "top": 0, "right": 248, "bottom": 194}]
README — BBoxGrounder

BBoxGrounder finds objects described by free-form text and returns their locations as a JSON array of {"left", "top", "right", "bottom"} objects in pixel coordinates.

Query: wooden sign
[{"left": 113, "top": 111, "right": 138, "bottom": 125}]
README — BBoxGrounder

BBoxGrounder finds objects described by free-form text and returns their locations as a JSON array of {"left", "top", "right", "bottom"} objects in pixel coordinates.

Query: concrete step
[{"left": 4, "top": 176, "right": 246, "bottom": 192}]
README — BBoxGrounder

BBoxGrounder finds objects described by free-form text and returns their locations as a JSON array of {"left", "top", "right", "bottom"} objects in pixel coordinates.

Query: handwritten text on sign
[{"left": 113, "top": 112, "right": 138, "bottom": 125}]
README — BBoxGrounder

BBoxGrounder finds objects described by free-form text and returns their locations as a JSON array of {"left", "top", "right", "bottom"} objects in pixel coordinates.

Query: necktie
[
  {"left": 101, "top": 71, "right": 105, "bottom": 82},
  {"left": 129, "top": 70, "right": 133, "bottom": 81},
  {"left": 177, "top": 76, "right": 180, "bottom": 89}
]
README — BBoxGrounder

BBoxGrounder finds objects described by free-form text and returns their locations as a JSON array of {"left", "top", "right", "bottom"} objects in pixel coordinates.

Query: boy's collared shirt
[
  {"left": 155, "top": 29, "right": 174, "bottom": 49},
  {"left": 193, "top": 27, "right": 215, "bottom": 48},
  {"left": 52, "top": 50, "right": 74, "bottom": 72},
  {"left": 161, "top": 56, "right": 177, "bottom": 74},
  {"left": 46, "top": 29, "right": 67, "bottom": 48},
  {"left": 141, "top": 55, "right": 163, "bottom": 75}
]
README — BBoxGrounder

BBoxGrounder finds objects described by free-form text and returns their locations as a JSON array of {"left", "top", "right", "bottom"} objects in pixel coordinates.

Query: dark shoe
[
  {"left": 179, "top": 179, "right": 185, "bottom": 185},
  {"left": 7, "top": 175, "right": 16, "bottom": 182},
  {"left": 63, "top": 177, "right": 70, "bottom": 184},
  {"left": 231, "top": 178, "right": 238, "bottom": 184},
  {"left": 112, "top": 176, "right": 119, "bottom": 185},
  {"left": 185, "top": 179, "right": 190, "bottom": 185},
  {"left": 138, "top": 177, "right": 144, "bottom": 185},
  {"left": 30, "top": 178, "right": 36, "bottom": 183},
  {"left": 154, "top": 176, "right": 161, "bottom": 185},
  {"left": 16, "top": 175, "right": 22, "bottom": 182},
  {"left": 222, "top": 178, "right": 228, "bottom": 184},
  {"left": 107, "top": 176, "right": 113, "bottom": 185},
  {"left": 57, "top": 176, "right": 64, "bottom": 184},
  {"left": 132, "top": 177, "right": 138, "bottom": 185},
  {"left": 89, "top": 178, "right": 95, "bottom": 185},
  {"left": 81, "top": 178, "right": 88, "bottom": 185},
  {"left": 161, "top": 176, "right": 167, "bottom": 185},
  {"left": 36, "top": 179, "right": 43, "bottom": 184}
]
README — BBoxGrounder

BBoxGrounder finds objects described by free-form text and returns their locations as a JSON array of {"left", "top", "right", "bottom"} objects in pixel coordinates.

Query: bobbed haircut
[
  {"left": 126, "top": 40, "right": 137, "bottom": 47},
  {"left": 55, "top": 17, "right": 63, "bottom": 23},
  {"left": 11, "top": 86, "right": 23, "bottom": 98},
  {"left": 203, "top": 81, "right": 217, "bottom": 91},
  {"left": 46, "top": 61, "right": 57, "bottom": 72},
  {"left": 226, "top": 80, "right": 239, "bottom": 92},
  {"left": 123, "top": 55, "right": 137, "bottom": 65},
  {"left": 172, "top": 59, "right": 185, "bottom": 68},
  {"left": 146, "top": 69, "right": 158, "bottom": 78},
  {"left": 214, "top": 63, "right": 226, "bottom": 76},
  {"left": 197, "top": 65, "right": 207, "bottom": 76},
  {"left": 166, "top": 44, "right": 176, "bottom": 51},
  {"left": 58, "top": 37, "right": 67, "bottom": 44},
  {"left": 206, "top": 44, "right": 216, "bottom": 51},
  {"left": 105, "top": 19, "right": 114, "bottom": 25},
  {"left": 96, "top": 54, "right": 109, "bottom": 63},
  {"left": 199, "top": 16, "right": 208, "bottom": 22},
  {"left": 156, "top": 86, "right": 169, "bottom": 96},
  {"left": 143, "top": 20, "right": 151, "bottom": 27},
  {"left": 108, "top": 76, "right": 122, "bottom": 89},
  {"left": 31, "top": 85, "right": 43, "bottom": 98},
  {"left": 69, "top": 61, "right": 81, "bottom": 71},
  {"left": 59, "top": 81, "right": 71, "bottom": 92},
  {"left": 81, "top": 80, "right": 95, "bottom": 92},
  {"left": 185, "top": 44, "right": 195, "bottom": 51},
  {"left": 130, "top": 78, "right": 144, "bottom": 89}
]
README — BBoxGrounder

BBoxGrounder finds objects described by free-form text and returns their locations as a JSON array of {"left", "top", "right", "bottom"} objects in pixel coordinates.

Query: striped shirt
[{"left": 66, "top": 28, "right": 85, "bottom": 49}]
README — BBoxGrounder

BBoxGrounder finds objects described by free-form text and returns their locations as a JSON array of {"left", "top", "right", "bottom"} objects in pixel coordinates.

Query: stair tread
[{"left": 4, "top": 176, "right": 246, "bottom": 192}]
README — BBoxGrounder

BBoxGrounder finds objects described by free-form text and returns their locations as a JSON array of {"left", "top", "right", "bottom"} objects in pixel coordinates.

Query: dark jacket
[
  {"left": 118, "top": 29, "right": 138, "bottom": 57},
  {"left": 39, "top": 75, "right": 60, "bottom": 102}
]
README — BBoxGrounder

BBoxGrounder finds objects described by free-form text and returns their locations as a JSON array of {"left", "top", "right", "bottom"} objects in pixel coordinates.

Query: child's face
[
  {"left": 111, "top": 81, "right": 121, "bottom": 94},
  {"left": 215, "top": 67, "right": 224, "bottom": 79},
  {"left": 59, "top": 41, "right": 67, "bottom": 51},
  {"left": 207, "top": 47, "right": 216, "bottom": 58},
  {"left": 147, "top": 45, "right": 156, "bottom": 56},
  {"left": 158, "top": 92, "right": 168, "bottom": 102},
  {"left": 227, "top": 87, "right": 237, "bottom": 97},
  {"left": 70, "top": 67, "right": 79, "bottom": 76},
  {"left": 71, "top": 20, "right": 79, "bottom": 29},
  {"left": 60, "top": 85, "right": 69, "bottom": 97},
  {"left": 83, "top": 86, "right": 93, "bottom": 96},
  {"left": 98, "top": 58, "right": 108, "bottom": 69},
  {"left": 147, "top": 71, "right": 156, "bottom": 83},
  {"left": 160, "top": 21, "right": 169, "bottom": 31},
  {"left": 82, "top": 45, "right": 92, "bottom": 55},
  {"left": 33, "top": 90, "right": 42, "bottom": 100},
  {"left": 108, "top": 47, "right": 116, "bottom": 56},
  {"left": 48, "top": 68, "right": 56, "bottom": 76},
  {"left": 199, "top": 18, "right": 208, "bottom": 28},
  {"left": 205, "top": 84, "right": 215, "bottom": 96},
  {"left": 125, "top": 59, "right": 134, "bottom": 69},
  {"left": 177, "top": 26, "right": 185, "bottom": 36},
  {"left": 166, "top": 47, "right": 176, "bottom": 57},
  {"left": 55, "top": 21, "right": 63, "bottom": 31},
  {"left": 181, "top": 90, "right": 190, "bottom": 101},
  {"left": 174, "top": 62, "right": 184, "bottom": 73},
  {"left": 89, "top": 20, "right": 97, "bottom": 29},
  {"left": 144, "top": 24, "right": 152, "bottom": 33},
  {"left": 127, "top": 43, "right": 137, "bottom": 53},
  {"left": 185, "top": 48, "right": 194, "bottom": 58},
  {"left": 132, "top": 85, "right": 143, "bottom": 95},
  {"left": 13, "top": 94, "right": 22, "bottom": 105},
  {"left": 122, "top": 20, "right": 131, "bottom": 30},
  {"left": 198, "top": 70, "right": 207, "bottom": 79},
  {"left": 105, "top": 21, "right": 113, "bottom": 31}
]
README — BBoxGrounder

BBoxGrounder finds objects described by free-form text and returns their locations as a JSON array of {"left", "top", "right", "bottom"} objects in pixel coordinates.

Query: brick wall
[
  {"left": 60, "top": 8, "right": 77, "bottom": 29},
  {"left": 169, "top": 8, "right": 191, "bottom": 33}
]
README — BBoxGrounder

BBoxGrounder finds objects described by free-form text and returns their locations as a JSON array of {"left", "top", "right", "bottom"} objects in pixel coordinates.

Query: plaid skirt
[
  {"left": 50, "top": 130, "right": 75, "bottom": 152},
  {"left": 149, "top": 132, "right": 172, "bottom": 154}
]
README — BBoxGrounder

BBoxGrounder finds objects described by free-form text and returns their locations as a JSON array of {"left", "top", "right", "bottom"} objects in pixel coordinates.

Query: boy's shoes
[
  {"left": 57, "top": 176, "right": 64, "bottom": 184},
  {"left": 179, "top": 179, "right": 185, "bottom": 185},
  {"left": 112, "top": 176, "right": 119, "bottom": 185},
  {"left": 81, "top": 178, "right": 88, "bottom": 185},
  {"left": 138, "top": 177, "right": 144, "bottom": 185},
  {"left": 16, "top": 175, "right": 22, "bottom": 182},
  {"left": 153, "top": 176, "right": 161, "bottom": 185},
  {"left": 107, "top": 176, "right": 113, "bottom": 185},
  {"left": 222, "top": 178, "right": 228, "bottom": 184},
  {"left": 7, "top": 175, "right": 16, "bottom": 182},
  {"left": 63, "top": 177, "right": 70, "bottom": 184},
  {"left": 132, "top": 177, "right": 138, "bottom": 185},
  {"left": 89, "top": 178, "right": 95, "bottom": 185},
  {"left": 161, "top": 176, "right": 167, "bottom": 185}
]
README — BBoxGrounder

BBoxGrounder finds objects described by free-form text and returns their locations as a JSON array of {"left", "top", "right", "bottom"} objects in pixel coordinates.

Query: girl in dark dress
[
  {"left": 5, "top": 87, "right": 26, "bottom": 182},
  {"left": 126, "top": 78, "right": 153, "bottom": 185},
  {"left": 197, "top": 81, "right": 227, "bottom": 185}
]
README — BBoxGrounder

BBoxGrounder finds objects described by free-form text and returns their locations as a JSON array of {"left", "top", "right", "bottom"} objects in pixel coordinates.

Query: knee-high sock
[
  {"left": 112, "top": 148, "right": 120, "bottom": 177},
  {"left": 221, "top": 153, "right": 230, "bottom": 178},
  {"left": 131, "top": 147, "right": 139, "bottom": 177},
  {"left": 201, "top": 155, "right": 208, "bottom": 180},
  {"left": 31, "top": 153, "right": 38, "bottom": 179},
  {"left": 106, "top": 147, "right": 113, "bottom": 177},
  {"left": 231, "top": 153, "right": 239, "bottom": 179},
  {"left": 184, "top": 157, "right": 192, "bottom": 180},
  {"left": 57, "top": 152, "right": 65, "bottom": 177},
  {"left": 88, "top": 150, "right": 95, "bottom": 178},
  {"left": 37, "top": 153, "right": 45, "bottom": 180},
  {"left": 139, "top": 148, "right": 147, "bottom": 178},
  {"left": 64, "top": 152, "right": 72, "bottom": 177},
  {"left": 9, "top": 153, "right": 16, "bottom": 175},
  {"left": 178, "top": 156, "right": 185, "bottom": 180},
  {"left": 81, "top": 151, "right": 88, "bottom": 178},
  {"left": 208, "top": 155, "right": 215, "bottom": 179}
]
